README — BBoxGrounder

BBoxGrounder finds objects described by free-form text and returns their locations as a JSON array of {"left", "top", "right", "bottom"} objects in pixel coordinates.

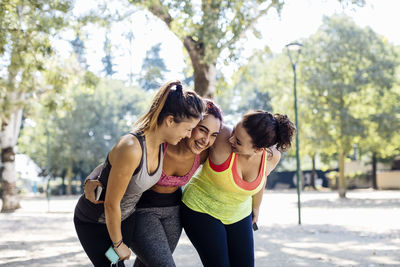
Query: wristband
[{"left": 112, "top": 239, "right": 123, "bottom": 248}]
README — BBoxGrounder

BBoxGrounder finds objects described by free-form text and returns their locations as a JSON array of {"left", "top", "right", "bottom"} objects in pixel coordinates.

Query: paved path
[{"left": 1, "top": 189, "right": 399, "bottom": 266}]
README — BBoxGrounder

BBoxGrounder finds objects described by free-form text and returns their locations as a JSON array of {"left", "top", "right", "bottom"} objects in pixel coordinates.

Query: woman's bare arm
[
  {"left": 104, "top": 135, "right": 142, "bottom": 260},
  {"left": 251, "top": 148, "right": 281, "bottom": 224},
  {"left": 209, "top": 124, "right": 232, "bottom": 165}
]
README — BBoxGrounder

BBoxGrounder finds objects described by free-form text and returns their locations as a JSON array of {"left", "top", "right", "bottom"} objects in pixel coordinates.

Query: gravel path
[{"left": 1, "top": 189, "right": 399, "bottom": 266}]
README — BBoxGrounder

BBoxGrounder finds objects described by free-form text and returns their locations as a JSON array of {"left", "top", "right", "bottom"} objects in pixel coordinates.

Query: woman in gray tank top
[{"left": 74, "top": 80, "right": 204, "bottom": 267}]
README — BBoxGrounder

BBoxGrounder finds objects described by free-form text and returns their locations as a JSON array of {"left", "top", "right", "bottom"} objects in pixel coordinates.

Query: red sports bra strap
[{"left": 209, "top": 152, "right": 233, "bottom": 172}]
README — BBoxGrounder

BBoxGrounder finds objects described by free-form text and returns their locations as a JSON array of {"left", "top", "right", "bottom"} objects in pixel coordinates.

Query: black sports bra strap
[{"left": 129, "top": 132, "right": 144, "bottom": 176}]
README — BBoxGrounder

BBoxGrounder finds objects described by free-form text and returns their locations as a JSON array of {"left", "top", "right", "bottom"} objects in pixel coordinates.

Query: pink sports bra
[{"left": 156, "top": 143, "right": 201, "bottom": 187}]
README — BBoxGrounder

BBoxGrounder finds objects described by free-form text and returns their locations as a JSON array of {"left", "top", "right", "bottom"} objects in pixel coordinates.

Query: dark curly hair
[{"left": 242, "top": 110, "right": 296, "bottom": 152}]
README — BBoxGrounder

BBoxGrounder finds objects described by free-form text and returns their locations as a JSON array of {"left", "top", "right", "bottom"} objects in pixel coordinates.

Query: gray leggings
[{"left": 130, "top": 206, "right": 182, "bottom": 267}]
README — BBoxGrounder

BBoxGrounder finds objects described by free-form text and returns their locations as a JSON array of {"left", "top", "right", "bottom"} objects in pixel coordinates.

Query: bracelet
[{"left": 112, "top": 239, "right": 123, "bottom": 248}]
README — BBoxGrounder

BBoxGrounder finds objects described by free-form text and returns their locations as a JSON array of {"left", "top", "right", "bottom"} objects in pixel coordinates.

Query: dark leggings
[
  {"left": 181, "top": 203, "right": 254, "bottom": 267},
  {"left": 130, "top": 206, "right": 182, "bottom": 267},
  {"left": 74, "top": 213, "right": 136, "bottom": 267}
]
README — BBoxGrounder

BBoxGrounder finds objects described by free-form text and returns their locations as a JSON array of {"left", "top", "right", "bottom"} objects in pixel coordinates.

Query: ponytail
[{"left": 135, "top": 80, "right": 204, "bottom": 132}]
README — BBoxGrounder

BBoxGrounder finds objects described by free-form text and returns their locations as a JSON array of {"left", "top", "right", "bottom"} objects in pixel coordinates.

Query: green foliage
[
  {"left": 300, "top": 15, "right": 399, "bottom": 157},
  {"left": 127, "top": 0, "right": 285, "bottom": 64},
  {"left": 221, "top": 14, "right": 399, "bottom": 174},
  {"left": 18, "top": 79, "right": 150, "bottom": 178},
  {"left": 0, "top": 0, "right": 74, "bottom": 120},
  {"left": 357, "top": 45, "right": 400, "bottom": 159},
  {"left": 139, "top": 43, "right": 168, "bottom": 90},
  {"left": 216, "top": 50, "right": 274, "bottom": 122}
]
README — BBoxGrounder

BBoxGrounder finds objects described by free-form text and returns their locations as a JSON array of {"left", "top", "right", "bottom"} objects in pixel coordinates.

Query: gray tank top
[{"left": 74, "top": 132, "right": 164, "bottom": 223}]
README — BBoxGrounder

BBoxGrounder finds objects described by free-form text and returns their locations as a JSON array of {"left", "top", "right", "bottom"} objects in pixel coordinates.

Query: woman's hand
[
  {"left": 114, "top": 242, "right": 131, "bottom": 261},
  {"left": 252, "top": 207, "right": 260, "bottom": 224},
  {"left": 84, "top": 180, "right": 104, "bottom": 204}
]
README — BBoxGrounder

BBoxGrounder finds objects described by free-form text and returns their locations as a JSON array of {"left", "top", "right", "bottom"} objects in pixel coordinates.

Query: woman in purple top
[{"left": 85, "top": 100, "right": 223, "bottom": 267}]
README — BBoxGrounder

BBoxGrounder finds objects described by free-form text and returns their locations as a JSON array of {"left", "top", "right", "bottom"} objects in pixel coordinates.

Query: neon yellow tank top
[{"left": 182, "top": 150, "right": 267, "bottom": 224}]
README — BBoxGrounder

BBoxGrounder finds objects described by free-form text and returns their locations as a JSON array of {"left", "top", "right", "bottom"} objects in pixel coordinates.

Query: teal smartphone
[{"left": 105, "top": 246, "right": 119, "bottom": 264}]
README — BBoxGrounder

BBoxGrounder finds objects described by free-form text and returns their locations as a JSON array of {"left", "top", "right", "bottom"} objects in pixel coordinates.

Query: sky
[{"left": 62, "top": 0, "right": 400, "bottom": 82}]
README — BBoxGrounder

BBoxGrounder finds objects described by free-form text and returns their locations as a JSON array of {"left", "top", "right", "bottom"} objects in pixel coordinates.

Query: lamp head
[{"left": 285, "top": 42, "right": 303, "bottom": 66}]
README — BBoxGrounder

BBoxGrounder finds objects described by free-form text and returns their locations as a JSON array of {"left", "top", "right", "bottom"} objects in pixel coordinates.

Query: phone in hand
[
  {"left": 95, "top": 186, "right": 103, "bottom": 201},
  {"left": 252, "top": 222, "right": 259, "bottom": 231},
  {"left": 105, "top": 246, "right": 119, "bottom": 264}
]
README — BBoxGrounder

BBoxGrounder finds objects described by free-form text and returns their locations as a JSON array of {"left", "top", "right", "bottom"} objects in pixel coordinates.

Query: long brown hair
[{"left": 135, "top": 81, "right": 204, "bottom": 132}]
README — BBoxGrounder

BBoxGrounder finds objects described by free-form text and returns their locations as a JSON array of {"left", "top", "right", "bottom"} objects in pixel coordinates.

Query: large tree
[
  {"left": 127, "top": 0, "right": 285, "bottom": 97},
  {"left": 0, "top": 0, "right": 75, "bottom": 211},
  {"left": 300, "top": 15, "right": 398, "bottom": 197},
  {"left": 127, "top": 0, "right": 365, "bottom": 97}
]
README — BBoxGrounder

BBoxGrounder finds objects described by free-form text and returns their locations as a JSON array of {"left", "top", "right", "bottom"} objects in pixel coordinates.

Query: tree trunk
[
  {"left": 311, "top": 154, "right": 316, "bottom": 190},
  {"left": 66, "top": 161, "right": 73, "bottom": 195},
  {"left": 183, "top": 37, "right": 217, "bottom": 98},
  {"left": 1, "top": 109, "right": 23, "bottom": 212},
  {"left": 372, "top": 152, "right": 377, "bottom": 189},
  {"left": 338, "top": 148, "right": 347, "bottom": 198}
]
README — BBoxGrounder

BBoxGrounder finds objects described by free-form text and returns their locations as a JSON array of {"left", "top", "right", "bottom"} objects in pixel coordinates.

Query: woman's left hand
[
  {"left": 252, "top": 208, "right": 260, "bottom": 224},
  {"left": 114, "top": 242, "right": 131, "bottom": 261},
  {"left": 84, "top": 180, "right": 104, "bottom": 204}
]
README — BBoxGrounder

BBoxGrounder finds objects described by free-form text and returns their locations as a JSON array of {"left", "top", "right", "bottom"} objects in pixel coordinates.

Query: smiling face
[
  {"left": 185, "top": 114, "right": 221, "bottom": 154},
  {"left": 165, "top": 116, "right": 201, "bottom": 145},
  {"left": 228, "top": 121, "right": 257, "bottom": 155}
]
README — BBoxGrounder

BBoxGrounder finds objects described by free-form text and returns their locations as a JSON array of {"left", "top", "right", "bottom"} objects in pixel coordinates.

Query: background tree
[
  {"left": 19, "top": 79, "right": 149, "bottom": 195},
  {"left": 127, "top": 0, "right": 365, "bottom": 97},
  {"left": 70, "top": 33, "right": 88, "bottom": 69},
  {"left": 124, "top": 29, "right": 135, "bottom": 85},
  {"left": 300, "top": 15, "right": 398, "bottom": 197},
  {"left": 0, "top": 0, "right": 74, "bottom": 211},
  {"left": 102, "top": 30, "right": 116, "bottom": 77},
  {"left": 221, "top": 49, "right": 325, "bottom": 186},
  {"left": 138, "top": 43, "right": 168, "bottom": 90},
  {"left": 216, "top": 50, "right": 274, "bottom": 124},
  {"left": 357, "top": 66, "right": 400, "bottom": 188},
  {"left": 127, "top": 0, "right": 285, "bottom": 97}
]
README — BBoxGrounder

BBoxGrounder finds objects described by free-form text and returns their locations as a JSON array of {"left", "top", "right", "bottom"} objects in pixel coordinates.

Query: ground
[{"left": 0, "top": 189, "right": 399, "bottom": 266}]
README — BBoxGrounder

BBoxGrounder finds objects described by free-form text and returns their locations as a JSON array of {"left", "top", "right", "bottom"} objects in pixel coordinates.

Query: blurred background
[{"left": 1, "top": 0, "right": 400, "bottom": 211}]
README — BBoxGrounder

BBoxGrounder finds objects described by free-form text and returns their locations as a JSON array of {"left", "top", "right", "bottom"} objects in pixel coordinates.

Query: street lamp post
[{"left": 286, "top": 42, "right": 303, "bottom": 225}]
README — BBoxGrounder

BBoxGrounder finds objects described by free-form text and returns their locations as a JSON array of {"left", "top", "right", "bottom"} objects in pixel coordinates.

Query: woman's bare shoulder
[
  {"left": 270, "top": 146, "right": 281, "bottom": 163},
  {"left": 213, "top": 124, "right": 232, "bottom": 147},
  {"left": 110, "top": 134, "right": 142, "bottom": 164},
  {"left": 265, "top": 146, "right": 281, "bottom": 176}
]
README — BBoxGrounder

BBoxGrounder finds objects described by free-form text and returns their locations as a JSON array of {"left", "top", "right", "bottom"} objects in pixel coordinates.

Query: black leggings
[
  {"left": 181, "top": 203, "right": 254, "bottom": 267},
  {"left": 74, "top": 213, "right": 136, "bottom": 267}
]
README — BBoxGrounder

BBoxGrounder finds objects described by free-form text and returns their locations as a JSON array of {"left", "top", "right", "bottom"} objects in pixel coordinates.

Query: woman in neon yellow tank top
[{"left": 181, "top": 110, "right": 296, "bottom": 267}]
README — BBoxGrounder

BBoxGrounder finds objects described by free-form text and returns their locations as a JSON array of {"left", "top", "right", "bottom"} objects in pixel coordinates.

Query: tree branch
[
  {"left": 221, "top": 2, "right": 275, "bottom": 50},
  {"left": 146, "top": 0, "right": 173, "bottom": 28}
]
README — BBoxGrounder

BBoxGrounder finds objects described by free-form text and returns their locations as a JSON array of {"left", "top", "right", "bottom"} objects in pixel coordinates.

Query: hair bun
[{"left": 274, "top": 113, "right": 296, "bottom": 152}]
